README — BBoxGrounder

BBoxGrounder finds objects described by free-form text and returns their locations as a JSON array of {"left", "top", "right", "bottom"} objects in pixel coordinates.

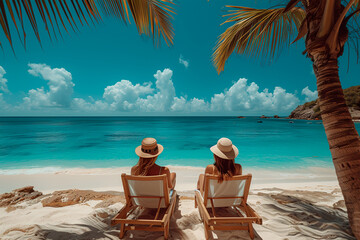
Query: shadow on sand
[{"left": 30, "top": 192, "right": 353, "bottom": 239}]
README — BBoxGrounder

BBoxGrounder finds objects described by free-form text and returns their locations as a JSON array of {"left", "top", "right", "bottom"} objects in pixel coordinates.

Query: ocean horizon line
[{"left": 0, "top": 115, "right": 291, "bottom": 118}]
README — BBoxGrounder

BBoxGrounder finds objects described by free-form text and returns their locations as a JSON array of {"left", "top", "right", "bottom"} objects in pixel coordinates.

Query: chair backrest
[
  {"left": 203, "top": 174, "right": 252, "bottom": 208},
  {"left": 121, "top": 174, "right": 170, "bottom": 208}
]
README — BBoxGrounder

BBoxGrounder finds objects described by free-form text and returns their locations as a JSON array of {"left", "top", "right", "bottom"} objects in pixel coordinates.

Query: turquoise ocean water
[{"left": 0, "top": 117, "right": 358, "bottom": 172}]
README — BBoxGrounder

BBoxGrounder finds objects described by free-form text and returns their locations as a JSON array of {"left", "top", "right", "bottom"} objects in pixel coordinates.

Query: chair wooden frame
[
  {"left": 195, "top": 174, "right": 262, "bottom": 240},
  {"left": 111, "top": 174, "right": 177, "bottom": 239}
]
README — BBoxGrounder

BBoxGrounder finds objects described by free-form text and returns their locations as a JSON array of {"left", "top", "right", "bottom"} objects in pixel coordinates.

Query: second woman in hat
[
  {"left": 131, "top": 137, "right": 176, "bottom": 190},
  {"left": 197, "top": 137, "right": 242, "bottom": 194}
]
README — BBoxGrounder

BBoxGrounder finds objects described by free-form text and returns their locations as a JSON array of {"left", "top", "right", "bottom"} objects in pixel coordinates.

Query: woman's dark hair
[{"left": 213, "top": 154, "right": 236, "bottom": 183}]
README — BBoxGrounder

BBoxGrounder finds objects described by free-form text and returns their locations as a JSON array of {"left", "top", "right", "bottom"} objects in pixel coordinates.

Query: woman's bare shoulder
[
  {"left": 162, "top": 166, "right": 170, "bottom": 173},
  {"left": 235, "top": 163, "right": 242, "bottom": 174},
  {"left": 205, "top": 164, "right": 215, "bottom": 174},
  {"left": 130, "top": 165, "right": 136, "bottom": 175}
]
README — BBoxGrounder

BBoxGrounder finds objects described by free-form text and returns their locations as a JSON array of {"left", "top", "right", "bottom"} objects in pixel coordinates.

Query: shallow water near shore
[{"left": 0, "top": 116, "right": 358, "bottom": 172}]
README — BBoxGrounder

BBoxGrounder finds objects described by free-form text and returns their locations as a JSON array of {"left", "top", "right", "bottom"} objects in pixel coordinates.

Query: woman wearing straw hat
[
  {"left": 197, "top": 137, "right": 242, "bottom": 194},
  {"left": 131, "top": 137, "right": 176, "bottom": 190}
]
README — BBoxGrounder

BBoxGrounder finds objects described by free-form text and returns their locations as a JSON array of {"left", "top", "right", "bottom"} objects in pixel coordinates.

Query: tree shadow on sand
[
  {"left": 29, "top": 194, "right": 262, "bottom": 240},
  {"left": 108, "top": 195, "right": 262, "bottom": 240},
  {"left": 31, "top": 216, "right": 120, "bottom": 240},
  {"left": 19, "top": 192, "right": 352, "bottom": 239},
  {"left": 255, "top": 193, "right": 355, "bottom": 240}
]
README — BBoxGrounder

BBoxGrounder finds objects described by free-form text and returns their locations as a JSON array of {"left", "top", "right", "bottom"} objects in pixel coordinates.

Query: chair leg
[
  {"left": 164, "top": 222, "right": 170, "bottom": 240},
  {"left": 203, "top": 222, "right": 210, "bottom": 240},
  {"left": 119, "top": 223, "right": 126, "bottom": 239},
  {"left": 248, "top": 223, "right": 254, "bottom": 239}
]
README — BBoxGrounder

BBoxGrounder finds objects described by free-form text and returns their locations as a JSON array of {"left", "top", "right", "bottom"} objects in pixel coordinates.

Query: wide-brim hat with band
[
  {"left": 135, "top": 137, "right": 164, "bottom": 158},
  {"left": 210, "top": 137, "right": 239, "bottom": 160}
]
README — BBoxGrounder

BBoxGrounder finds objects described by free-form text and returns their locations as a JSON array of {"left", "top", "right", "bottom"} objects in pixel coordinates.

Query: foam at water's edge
[
  {"left": 0, "top": 165, "right": 203, "bottom": 175},
  {"left": 0, "top": 165, "right": 336, "bottom": 178},
  {"left": 0, "top": 167, "right": 66, "bottom": 175}
]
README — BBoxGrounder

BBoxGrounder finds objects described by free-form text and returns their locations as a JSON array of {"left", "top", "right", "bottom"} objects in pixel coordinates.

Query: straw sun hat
[
  {"left": 210, "top": 137, "right": 239, "bottom": 160},
  {"left": 135, "top": 137, "right": 164, "bottom": 158}
]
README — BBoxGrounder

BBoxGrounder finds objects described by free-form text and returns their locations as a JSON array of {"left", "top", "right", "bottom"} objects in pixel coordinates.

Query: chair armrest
[
  {"left": 111, "top": 204, "right": 134, "bottom": 225},
  {"left": 195, "top": 190, "right": 211, "bottom": 223},
  {"left": 245, "top": 203, "right": 262, "bottom": 225}
]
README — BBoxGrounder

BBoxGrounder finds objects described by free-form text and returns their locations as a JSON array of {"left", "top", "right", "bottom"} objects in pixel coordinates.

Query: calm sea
[{"left": 0, "top": 117, "right": 357, "bottom": 172}]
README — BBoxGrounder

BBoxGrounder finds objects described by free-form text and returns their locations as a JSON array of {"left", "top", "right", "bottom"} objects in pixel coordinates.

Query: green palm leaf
[
  {"left": 0, "top": 0, "right": 175, "bottom": 51},
  {"left": 213, "top": 6, "right": 305, "bottom": 74}
]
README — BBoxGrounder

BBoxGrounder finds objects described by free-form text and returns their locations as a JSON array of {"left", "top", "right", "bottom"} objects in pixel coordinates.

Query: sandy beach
[
  {"left": 0, "top": 166, "right": 355, "bottom": 239},
  {"left": 0, "top": 166, "right": 339, "bottom": 194}
]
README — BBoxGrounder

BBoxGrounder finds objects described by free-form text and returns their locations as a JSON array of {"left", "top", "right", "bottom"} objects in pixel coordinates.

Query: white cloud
[
  {"left": 171, "top": 97, "right": 209, "bottom": 112},
  {"left": 0, "top": 93, "right": 10, "bottom": 111},
  {"left": 302, "top": 86, "right": 318, "bottom": 102},
  {"left": 0, "top": 66, "right": 9, "bottom": 93},
  {"left": 0, "top": 66, "right": 10, "bottom": 112},
  {"left": 20, "top": 67, "right": 299, "bottom": 115},
  {"left": 23, "top": 63, "right": 74, "bottom": 109},
  {"left": 102, "top": 68, "right": 175, "bottom": 112},
  {"left": 73, "top": 97, "right": 109, "bottom": 112},
  {"left": 0, "top": 65, "right": 301, "bottom": 115},
  {"left": 190, "top": 98, "right": 209, "bottom": 112},
  {"left": 170, "top": 78, "right": 298, "bottom": 114},
  {"left": 179, "top": 55, "right": 189, "bottom": 68},
  {"left": 171, "top": 96, "right": 187, "bottom": 111},
  {"left": 210, "top": 78, "right": 299, "bottom": 113},
  {"left": 210, "top": 93, "right": 226, "bottom": 112},
  {"left": 137, "top": 68, "right": 176, "bottom": 112},
  {"left": 103, "top": 80, "right": 153, "bottom": 111}
]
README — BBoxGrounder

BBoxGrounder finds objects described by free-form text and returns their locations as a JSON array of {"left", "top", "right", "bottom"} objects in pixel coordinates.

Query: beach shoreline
[{"left": 0, "top": 165, "right": 338, "bottom": 194}]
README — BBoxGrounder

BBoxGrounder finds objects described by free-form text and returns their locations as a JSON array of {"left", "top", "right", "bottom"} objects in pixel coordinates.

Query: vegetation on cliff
[{"left": 289, "top": 86, "right": 360, "bottom": 120}]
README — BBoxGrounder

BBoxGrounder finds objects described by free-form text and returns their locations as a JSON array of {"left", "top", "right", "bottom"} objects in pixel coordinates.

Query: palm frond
[
  {"left": 284, "top": 0, "right": 301, "bottom": 12},
  {"left": 348, "top": 0, "right": 360, "bottom": 19},
  {"left": 213, "top": 6, "right": 305, "bottom": 74},
  {"left": 343, "top": 0, "right": 360, "bottom": 23},
  {"left": 125, "top": 0, "right": 175, "bottom": 46},
  {"left": 353, "top": 0, "right": 360, "bottom": 12},
  {"left": 97, "top": 0, "right": 175, "bottom": 45},
  {"left": 0, "top": 0, "right": 175, "bottom": 51}
]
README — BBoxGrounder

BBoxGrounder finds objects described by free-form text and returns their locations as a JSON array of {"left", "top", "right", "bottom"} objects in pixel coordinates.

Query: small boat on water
[
  {"left": 257, "top": 120, "right": 263, "bottom": 123},
  {"left": 289, "top": 121, "right": 294, "bottom": 123}
]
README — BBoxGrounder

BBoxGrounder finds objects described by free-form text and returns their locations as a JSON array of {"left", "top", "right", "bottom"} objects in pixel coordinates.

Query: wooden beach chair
[
  {"left": 111, "top": 173, "right": 177, "bottom": 239},
  {"left": 195, "top": 174, "right": 262, "bottom": 239}
]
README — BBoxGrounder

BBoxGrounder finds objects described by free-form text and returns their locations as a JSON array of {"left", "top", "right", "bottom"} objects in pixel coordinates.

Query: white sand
[
  {"left": 0, "top": 166, "right": 355, "bottom": 239},
  {"left": 0, "top": 166, "right": 338, "bottom": 194}
]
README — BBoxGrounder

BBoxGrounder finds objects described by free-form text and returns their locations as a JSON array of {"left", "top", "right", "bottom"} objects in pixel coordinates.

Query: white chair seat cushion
[{"left": 198, "top": 178, "right": 246, "bottom": 208}]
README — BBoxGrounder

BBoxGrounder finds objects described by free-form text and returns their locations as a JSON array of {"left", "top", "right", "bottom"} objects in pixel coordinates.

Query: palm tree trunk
[{"left": 313, "top": 53, "right": 360, "bottom": 238}]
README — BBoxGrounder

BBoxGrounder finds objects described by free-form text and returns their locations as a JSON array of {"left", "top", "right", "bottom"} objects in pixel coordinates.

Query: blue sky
[{"left": 0, "top": 0, "right": 359, "bottom": 116}]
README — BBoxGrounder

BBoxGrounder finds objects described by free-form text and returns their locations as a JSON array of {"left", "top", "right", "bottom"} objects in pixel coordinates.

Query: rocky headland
[{"left": 289, "top": 85, "right": 360, "bottom": 120}]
